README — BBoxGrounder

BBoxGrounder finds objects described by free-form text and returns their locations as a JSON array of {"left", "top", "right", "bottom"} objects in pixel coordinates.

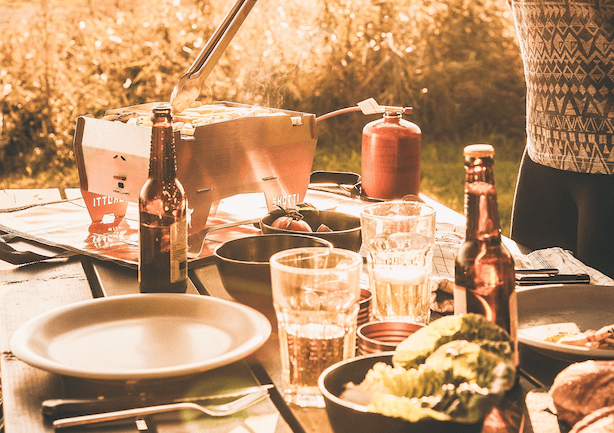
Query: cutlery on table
[
  {"left": 514, "top": 267, "right": 591, "bottom": 284},
  {"left": 43, "top": 384, "right": 274, "bottom": 419},
  {"left": 516, "top": 273, "right": 590, "bottom": 285},
  {"left": 53, "top": 387, "right": 270, "bottom": 429},
  {"left": 514, "top": 268, "right": 559, "bottom": 275}
]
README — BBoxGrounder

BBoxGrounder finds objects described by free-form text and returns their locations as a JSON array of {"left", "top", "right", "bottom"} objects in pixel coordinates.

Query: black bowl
[
  {"left": 260, "top": 210, "right": 362, "bottom": 252},
  {"left": 318, "top": 353, "right": 483, "bottom": 433},
  {"left": 214, "top": 234, "right": 332, "bottom": 317}
]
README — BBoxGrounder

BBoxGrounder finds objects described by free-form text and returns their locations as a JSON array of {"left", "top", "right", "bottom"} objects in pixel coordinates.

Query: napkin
[{"left": 522, "top": 247, "right": 614, "bottom": 286}]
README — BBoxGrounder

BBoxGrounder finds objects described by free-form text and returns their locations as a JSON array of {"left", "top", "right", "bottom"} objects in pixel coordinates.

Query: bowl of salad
[{"left": 318, "top": 314, "right": 518, "bottom": 433}]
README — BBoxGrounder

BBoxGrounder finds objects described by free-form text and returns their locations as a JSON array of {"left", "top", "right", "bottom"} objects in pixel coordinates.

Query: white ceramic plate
[
  {"left": 10, "top": 294, "right": 271, "bottom": 381},
  {"left": 517, "top": 284, "right": 614, "bottom": 362}
]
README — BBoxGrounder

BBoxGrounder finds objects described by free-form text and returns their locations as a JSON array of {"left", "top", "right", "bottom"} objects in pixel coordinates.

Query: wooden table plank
[
  {"left": 0, "top": 258, "right": 92, "bottom": 352},
  {"left": 0, "top": 258, "right": 94, "bottom": 433},
  {"left": 1, "top": 358, "right": 70, "bottom": 433}
]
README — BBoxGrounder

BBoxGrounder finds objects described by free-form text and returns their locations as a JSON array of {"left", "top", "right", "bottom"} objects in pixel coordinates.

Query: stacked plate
[{"left": 357, "top": 321, "right": 423, "bottom": 356}]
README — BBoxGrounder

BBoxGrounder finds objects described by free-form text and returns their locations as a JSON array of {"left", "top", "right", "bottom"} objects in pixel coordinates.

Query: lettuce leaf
[
  {"left": 392, "top": 313, "right": 511, "bottom": 369},
  {"left": 369, "top": 393, "right": 451, "bottom": 423},
  {"left": 361, "top": 362, "right": 448, "bottom": 399},
  {"left": 368, "top": 382, "right": 502, "bottom": 424},
  {"left": 424, "top": 340, "right": 515, "bottom": 392}
]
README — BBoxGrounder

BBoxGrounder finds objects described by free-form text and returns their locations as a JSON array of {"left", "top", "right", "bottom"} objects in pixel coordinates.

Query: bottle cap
[
  {"left": 152, "top": 105, "right": 172, "bottom": 114},
  {"left": 464, "top": 144, "right": 494, "bottom": 158}
]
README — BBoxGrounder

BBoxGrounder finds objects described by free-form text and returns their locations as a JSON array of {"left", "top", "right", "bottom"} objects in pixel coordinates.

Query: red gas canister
[{"left": 361, "top": 106, "right": 421, "bottom": 200}]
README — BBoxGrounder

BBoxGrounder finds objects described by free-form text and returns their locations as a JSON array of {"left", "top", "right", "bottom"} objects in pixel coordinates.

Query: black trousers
[{"left": 510, "top": 149, "right": 614, "bottom": 279}]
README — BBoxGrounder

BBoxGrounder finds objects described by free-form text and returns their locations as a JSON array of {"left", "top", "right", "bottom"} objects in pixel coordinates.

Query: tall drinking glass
[
  {"left": 360, "top": 201, "right": 436, "bottom": 324},
  {"left": 270, "top": 247, "right": 362, "bottom": 408}
]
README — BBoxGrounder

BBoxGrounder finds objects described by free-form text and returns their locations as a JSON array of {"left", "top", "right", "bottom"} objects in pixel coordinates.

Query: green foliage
[{"left": 0, "top": 0, "right": 526, "bottom": 234}]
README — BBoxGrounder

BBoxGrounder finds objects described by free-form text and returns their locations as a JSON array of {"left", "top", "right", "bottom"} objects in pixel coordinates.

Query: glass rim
[
  {"left": 360, "top": 200, "right": 436, "bottom": 219},
  {"left": 269, "top": 247, "right": 362, "bottom": 274}
]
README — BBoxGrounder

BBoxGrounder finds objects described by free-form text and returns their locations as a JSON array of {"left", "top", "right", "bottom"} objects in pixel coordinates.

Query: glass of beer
[
  {"left": 360, "top": 201, "right": 436, "bottom": 324},
  {"left": 270, "top": 247, "right": 362, "bottom": 408}
]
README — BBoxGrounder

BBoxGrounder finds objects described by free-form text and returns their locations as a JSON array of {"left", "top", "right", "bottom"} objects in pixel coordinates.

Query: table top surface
[{"left": 0, "top": 187, "right": 580, "bottom": 433}]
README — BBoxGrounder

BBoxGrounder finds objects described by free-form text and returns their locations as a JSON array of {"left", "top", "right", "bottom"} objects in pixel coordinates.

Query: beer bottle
[
  {"left": 138, "top": 105, "right": 188, "bottom": 293},
  {"left": 454, "top": 144, "right": 518, "bottom": 363}
]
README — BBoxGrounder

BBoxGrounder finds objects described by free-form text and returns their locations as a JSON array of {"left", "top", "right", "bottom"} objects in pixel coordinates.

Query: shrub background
[{"left": 0, "top": 0, "right": 526, "bottom": 234}]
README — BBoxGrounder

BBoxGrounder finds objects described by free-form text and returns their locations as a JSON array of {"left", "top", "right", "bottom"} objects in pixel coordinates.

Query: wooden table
[{"left": 0, "top": 188, "right": 571, "bottom": 433}]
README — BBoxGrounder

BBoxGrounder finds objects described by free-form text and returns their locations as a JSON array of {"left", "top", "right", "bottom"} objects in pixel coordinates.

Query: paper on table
[
  {"left": 525, "top": 390, "right": 562, "bottom": 433},
  {"left": 0, "top": 190, "right": 267, "bottom": 268}
]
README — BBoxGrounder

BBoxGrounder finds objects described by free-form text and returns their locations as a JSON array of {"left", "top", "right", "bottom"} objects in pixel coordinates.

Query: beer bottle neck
[
  {"left": 464, "top": 159, "right": 501, "bottom": 240},
  {"left": 148, "top": 112, "right": 177, "bottom": 181}
]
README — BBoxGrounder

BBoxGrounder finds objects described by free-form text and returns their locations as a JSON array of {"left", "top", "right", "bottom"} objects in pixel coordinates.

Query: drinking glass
[
  {"left": 360, "top": 201, "right": 436, "bottom": 324},
  {"left": 270, "top": 247, "right": 362, "bottom": 408}
]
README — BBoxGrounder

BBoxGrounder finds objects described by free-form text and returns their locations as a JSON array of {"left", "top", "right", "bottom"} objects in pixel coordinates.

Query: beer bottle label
[
  {"left": 170, "top": 218, "right": 188, "bottom": 283},
  {"left": 453, "top": 282, "right": 467, "bottom": 315},
  {"left": 509, "top": 289, "right": 519, "bottom": 367}
]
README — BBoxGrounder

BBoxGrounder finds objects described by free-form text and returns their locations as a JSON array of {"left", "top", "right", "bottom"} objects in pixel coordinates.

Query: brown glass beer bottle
[
  {"left": 454, "top": 144, "right": 518, "bottom": 363},
  {"left": 138, "top": 105, "right": 188, "bottom": 293}
]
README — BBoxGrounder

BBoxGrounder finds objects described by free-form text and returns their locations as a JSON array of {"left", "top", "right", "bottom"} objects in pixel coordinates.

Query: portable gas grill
[{"left": 72, "top": 0, "right": 317, "bottom": 238}]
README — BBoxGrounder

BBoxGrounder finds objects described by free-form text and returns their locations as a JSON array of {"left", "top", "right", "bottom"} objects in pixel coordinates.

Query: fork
[{"left": 53, "top": 388, "right": 270, "bottom": 429}]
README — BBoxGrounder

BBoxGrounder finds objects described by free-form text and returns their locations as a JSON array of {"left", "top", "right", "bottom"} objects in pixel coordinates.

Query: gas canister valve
[{"left": 315, "top": 98, "right": 412, "bottom": 123}]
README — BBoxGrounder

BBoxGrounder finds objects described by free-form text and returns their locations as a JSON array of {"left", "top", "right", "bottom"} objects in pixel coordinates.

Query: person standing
[{"left": 507, "top": 0, "right": 614, "bottom": 278}]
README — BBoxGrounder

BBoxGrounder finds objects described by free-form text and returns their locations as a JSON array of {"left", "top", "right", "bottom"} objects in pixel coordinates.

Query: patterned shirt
[{"left": 508, "top": 0, "right": 614, "bottom": 174}]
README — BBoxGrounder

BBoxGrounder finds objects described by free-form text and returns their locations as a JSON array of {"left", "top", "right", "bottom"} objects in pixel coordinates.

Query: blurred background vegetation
[{"left": 0, "top": 0, "right": 525, "bottom": 234}]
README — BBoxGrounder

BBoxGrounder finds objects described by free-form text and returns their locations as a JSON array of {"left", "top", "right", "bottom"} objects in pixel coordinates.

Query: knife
[
  {"left": 514, "top": 268, "right": 559, "bottom": 275},
  {"left": 516, "top": 273, "right": 590, "bottom": 285},
  {"left": 42, "top": 384, "right": 273, "bottom": 419}
]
